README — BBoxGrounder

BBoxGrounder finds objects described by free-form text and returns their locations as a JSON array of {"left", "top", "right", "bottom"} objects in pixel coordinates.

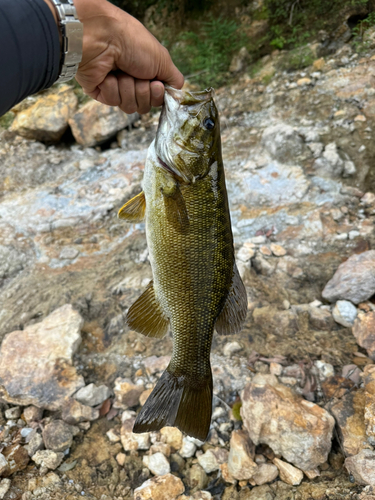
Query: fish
[{"left": 118, "top": 86, "right": 247, "bottom": 441}]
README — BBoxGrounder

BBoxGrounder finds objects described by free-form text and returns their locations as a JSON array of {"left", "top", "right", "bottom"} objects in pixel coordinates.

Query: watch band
[{"left": 51, "top": 0, "right": 83, "bottom": 83}]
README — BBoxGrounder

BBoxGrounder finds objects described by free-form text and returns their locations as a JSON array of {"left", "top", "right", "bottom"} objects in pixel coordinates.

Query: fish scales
[{"left": 118, "top": 86, "right": 247, "bottom": 440}]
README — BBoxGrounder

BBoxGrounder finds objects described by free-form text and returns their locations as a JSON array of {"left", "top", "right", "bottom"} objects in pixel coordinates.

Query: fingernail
[{"left": 153, "top": 86, "right": 163, "bottom": 98}]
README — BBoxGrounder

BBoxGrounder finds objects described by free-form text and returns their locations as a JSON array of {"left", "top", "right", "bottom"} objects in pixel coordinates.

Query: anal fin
[
  {"left": 127, "top": 281, "right": 169, "bottom": 338},
  {"left": 215, "top": 263, "right": 247, "bottom": 335},
  {"left": 118, "top": 191, "right": 146, "bottom": 222}
]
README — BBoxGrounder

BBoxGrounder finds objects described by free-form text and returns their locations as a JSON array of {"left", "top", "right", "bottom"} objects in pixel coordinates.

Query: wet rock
[
  {"left": 61, "top": 398, "right": 99, "bottom": 425},
  {"left": 329, "top": 389, "right": 366, "bottom": 456},
  {"left": 345, "top": 449, "right": 375, "bottom": 486},
  {"left": 252, "top": 463, "right": 279, "bottom": 485},
  {"left": 227, "top": 430, "right": 257, "bottom": 480},
  {"left": 143, "top": 452, "right": 170, "bottom": 476},
  {"left": 241, "top": 374, "right": 334, "bottom": 470},
  {"left": 74, "top": 383, "right": 111, "bottom": 407},
  {"left": 2, "top": 444, "right": 30, "bottom": 476},
  {"left": 121, "top": 417, "right": 150, "bottom": 451},
  {"left": 0, "top": 454, "right": 9, "bottom": 476},
  {"left": 23, "top": 406, "right": 43, "bottom": 424},
  {"left": 160, "top": 427, "right": 183, "bottom": 452},
  {"left": 42, "top": 420, "right": 74, "bottom": 452},
  {"left": 10, "top": 85, "right": 78, "bottom": 142},
  {"left": 25, "top": 432, "right": 44, "bottom": 457},
  {"left": 273, "top": 458, "right": 303, "bottom": 486},
  {"left": 322, "top": 251, "right": 375, "bottom": 304},
  {"left": 0, "top": 305, "right": 84, "bottom": 410},
  {"left": 353, "top": 312, "right": 375, "bottom": 359},
  {"left": 0, "top": 479, "right": 11, "bottom": 499},
  {"left": 113, "top": 377, "right": 144, "bottom": 409},
  {"left": 332, "top": 300, "right": 357, "bottom": 327},
  {"left": 134, "top": 473, "right": 185, "bottom": 500},
  {"left": 261, "top": 123, "right": 305, "bottom": 163},
  {"left": 32, "top": 450, "right": 64, "bottom": 470},
  {"left": 69, "top": 100, "right": 137, "bottom": 147}
]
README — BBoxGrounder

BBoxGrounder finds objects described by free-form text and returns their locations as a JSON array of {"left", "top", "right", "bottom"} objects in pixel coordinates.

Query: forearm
[{"left": 0, "top": 0, "right": 60, "bottom": 117}]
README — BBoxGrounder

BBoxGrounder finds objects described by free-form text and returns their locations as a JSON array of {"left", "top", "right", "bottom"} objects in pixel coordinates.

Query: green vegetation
[
  {"left": 231, "top": 400, "right": 242, "bottom": 421},
  {"left": 0, "top": 112, "right": 14, "bottom": 130},
  {"left": 352, "top": 11, "right": 375, "bottom": 51},
  {"left": 170, "top": 16, "right": 247, "bottom": 88}
]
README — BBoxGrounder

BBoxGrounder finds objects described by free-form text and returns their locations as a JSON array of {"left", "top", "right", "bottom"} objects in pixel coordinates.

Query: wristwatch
[{"left": 50, "top": 0, "right": 83, "bottom": 83}]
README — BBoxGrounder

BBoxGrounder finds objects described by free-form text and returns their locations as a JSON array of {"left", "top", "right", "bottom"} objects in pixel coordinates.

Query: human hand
[{"left": 72, "top": 0, "right": 184, "bottom": 114}]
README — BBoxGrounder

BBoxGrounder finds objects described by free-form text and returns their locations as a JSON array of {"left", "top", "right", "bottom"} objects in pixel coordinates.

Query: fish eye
[{"left": 203, "top": 117, "right": 215, "bottom": 130}]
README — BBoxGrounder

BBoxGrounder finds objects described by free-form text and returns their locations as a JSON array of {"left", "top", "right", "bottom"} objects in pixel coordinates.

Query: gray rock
[
  {"left": 32, "top": 450, "right": 64, "bottom": 470},
  {"left": 24, "top": 406, "right": 43, "bottom": 424},
  {"left": 332, "top": 300, "right": 357, "bottom": 327},
  {"left": 252, "top": 463, "right": 279, "bottom": 485},
  {"left": 179, "top": 437, "right": 197, "bottom": 458},
  {"left": 261, "top": 123, "right": 305, "bottom": 163},
  {"left": 74, "top": 383, "right": 111, "bottom": 407},
  {"left": 25, "top": 432, "right": 44, "bottom": 457},
  {"left": 61, "top": 399, "right": 99, "bottom": 425},
  {"left": 0, "top": 454, "right": 9, "bottom": 476},
  {"left": 353, "top": 312, "right": 375, "bottom": 359},
  {"left": 345, "top": 449, "right": 375, "bottom": 486},
  {"left": 227, "top": 430, "right": 257, "bottom": 480},
  {"left": 0, "top": 305, "right": 84, "bottom": 410},
  {"left": 4, "top": 407, "right": 21, "bottom": 420},
  {"left": 322, "top": 251, "right": 375, "bottom": 304},
  {"left": 0, "top": 479, "right": 11, "bottom": 499},
  {"left": 59, "top": 247, "right": 79, "bottom": 260},
  {"left": 42, "top": 420, "right": 74, "bottom": 452}
]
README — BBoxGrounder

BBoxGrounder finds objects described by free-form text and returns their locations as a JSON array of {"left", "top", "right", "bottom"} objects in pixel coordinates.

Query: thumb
[{"left": 156, "top": 47, "right": 184, "bottom": 89}]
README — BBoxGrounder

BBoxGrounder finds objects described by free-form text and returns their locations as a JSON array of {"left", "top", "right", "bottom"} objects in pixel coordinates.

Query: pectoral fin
[
  {"left": 118, "top": 191, "right": 146, "bottom": 222},
  {"left": 215, "top": 263, "right": 247, "bottom": 335},
  {"left": 127, "top": 281, "right": 169, "bottom": 338},
  {"left": 162, "top": 184, "right": 189, "bottom": 233}
]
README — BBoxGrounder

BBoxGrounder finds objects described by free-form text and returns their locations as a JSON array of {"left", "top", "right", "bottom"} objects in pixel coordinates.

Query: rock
[
  {"left": 24, "top": 406, "right": 43, "bottom": 424},
  {"left": 261, "top": 123, "right": 305, "bottom": 163},
  {"left": 303, "top": 468, "right": 320, "bottom": 479},
  {"left": 0, "top": 305, "right": 84, "bottom": 410},
  {"left": 241, "top": 374, "right": 335, "bottom": 470},
  {"left": 121, "top": 417, "right": 150, "bottom": 451},
  {"left": 61, "top": 398, "right": 99, "bottom": 425},
  {"left": 297, "top": 77, "right": 312, "bottom": 86},
  {"left": 143, "top": 452, "right": 170, "bottom": 476},
  {"left": 198, "top": 448, "right": 228, "bottom": 474},
  {"left": 329, "top": 389, "right": 366, "bottom": 456},
  {"left": 134, "top": 473, "right": 185, "bottom": 500},
  {"left": 345, "top": 449, "right": 375, "bottom": 486},
  {"left": 227, "top": 430, "right": 257, "bottom": 480},
  {"left": 273, "top": 458, "right": 303, "bottom": 486},
  {"left": 4, "top": 407, "right": 21, "bottom": 420},
  {"left": 25, "top": 432, "right": 44, "bottom": 457},
  {"left": 160, "top": 427, "right": 183, "bottom": 452},
  {"left": 363, "top": 366, "right": 375, "bottom": 445},
  {"left": 270, "top": 244, "right": 286, "bottom": 257},
  {"left": 2, "top": 444, "right": 30, "bottom": 476},
  {"left": 229, "top": 47, "right": 250, "bottom": 73},
  {"left": 332, "top": 300, "right": 358, "bottom": 327},
  {"left": 270, "top": 363, "right": 283, "bottom": 376},
  {"left": 42, "top": 420, "right": 74, "bottom": 452},
  {"left": 74, "top": 383, "right": 111, "bottom": 407},
  {"left": 113, "top": 378, "right": 144, "bottom": 409},
  {"left": 59, "top": 247, "right": 79, "bottom": 260},
  {"left": 68, "top": 100, "right": 137, "bottom": 147},
  {"left": 32, "top": 450, "right": 64, "bottom": 470},
  {"left": 314, "top": 360, "right": 335, "bottom": 381},
  {"left": 252, "top": 463, "right": 279, "bottom": 485},
  {"left": 142, "top": 356, "right": 170, "bottom": 376},
  {"left": 187, "top": 464, "right": 208, "bottom": 494},
  {"left": 0, "top": 454, "right": 9, "bottom": 476},
  {"left": 342, "top": 364, "right": 362, "bottom": 385},
  {"left": 361, "top": 192, "right": 375, "bottom": 206},
  {"left": 0, "top": 479, "right": 11, "bottom": 499},
  {"left": 353, "top": 312, "right": 375, "bottom": 359},
  {"left": 322, "top": 251, "right": 375, "bottom": 304},
  {"left": 10, "top": 85, "right": 78, "bottom": 142},
  {"left": 180, "top": 437, "right": 197, "bottom": 458},
  {"left": 223, "top": 341, "right": 242, "bottom": 357},
  {"left": 312, "top": 142, "right": 355, "bottom": 178},
  {"left": 308, "top": 306, "right": 334, "bottom": 330},
  {"left": 150, "top": 442, "right": 171, "bottom": 457}
]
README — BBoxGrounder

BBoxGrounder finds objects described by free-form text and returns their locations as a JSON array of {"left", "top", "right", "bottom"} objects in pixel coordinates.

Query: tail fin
[{"left": 133, "top": 368, "right": 212, "bottom": 442}]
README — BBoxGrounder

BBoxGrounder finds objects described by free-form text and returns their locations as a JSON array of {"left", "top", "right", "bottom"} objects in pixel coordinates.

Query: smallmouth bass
[{"left": 118, "top": 87, "right": 247, "bottom": 441}]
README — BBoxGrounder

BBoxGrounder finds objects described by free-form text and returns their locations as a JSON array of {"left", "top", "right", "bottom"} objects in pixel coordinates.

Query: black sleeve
[{"left": 0, "top": 0, "right": 60, "bottom": 116}]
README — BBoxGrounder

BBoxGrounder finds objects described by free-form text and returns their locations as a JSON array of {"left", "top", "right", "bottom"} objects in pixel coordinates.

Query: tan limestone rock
[
  {"left": 160, "top": 427, "right": 183, "bottom": 452},
  {"left": 113, "top": 378, "right": 144, "bottom": 409},
  {"left": 252, "top": 463, "right": 279, "bottom": 485},
  {"left": 121, "top": 417, "right": 150, "bottom": 451},
  {"left": 10, "top": 85, "right": 78, "bottom": 142},
  {"left": 353, "top": 312, "right": 375, "bottom": 360},
  {"left": 363, "top": 365, "right": 375, "bottom": 445},
  {"left": 134, "top": 473, "right": 185, "bottom": 500},
  {"left": 0, "top": 305, "right": 84, "bottom": 410},
  {"left": 329, "top": 389, "right": 366, "bottom": 456},
  {"left": 227, "top": 430, "right": 257, "bottom": 480},
  {"left": 241, "top": 374, "right": 334, "bottom": 470},
  {"left": 69, "top": 100, "right": 137, "bottom": 147},
  {"left": 345, "top": 449, "right": 375, "bottom": 486},
  {"left": 273, "top": 458, "right": 303, "bottom": 485}
]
